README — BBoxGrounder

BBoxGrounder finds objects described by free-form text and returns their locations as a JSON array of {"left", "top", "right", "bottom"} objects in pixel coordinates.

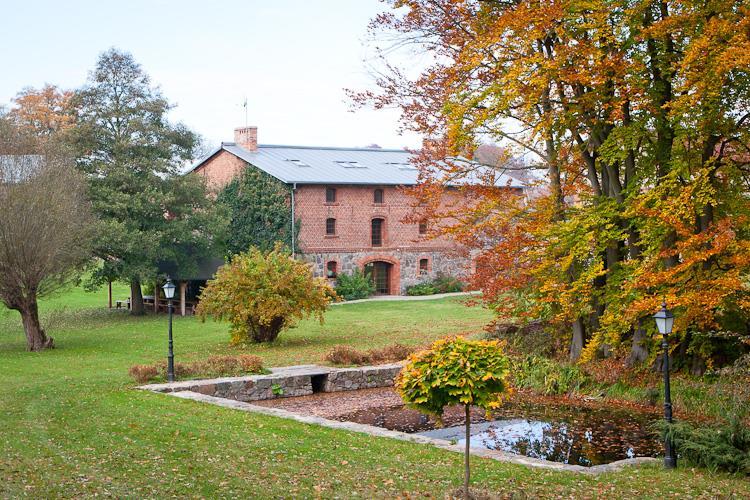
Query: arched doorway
[{"left": 364, "top": 261, "right": 393, "bottom": 295}]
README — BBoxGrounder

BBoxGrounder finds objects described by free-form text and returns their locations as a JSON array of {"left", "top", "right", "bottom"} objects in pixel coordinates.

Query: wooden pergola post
[{"left": 179, "top": 281, "right": 187, "bottom": 317}]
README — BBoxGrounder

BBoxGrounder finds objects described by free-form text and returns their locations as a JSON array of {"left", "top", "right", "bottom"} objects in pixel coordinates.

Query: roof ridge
[{"left": 256, "top": 144, "right": 408, "bottom": 153}]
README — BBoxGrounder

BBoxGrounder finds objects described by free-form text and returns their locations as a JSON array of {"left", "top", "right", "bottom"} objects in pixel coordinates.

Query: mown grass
[{"left": 1, "top": 285, "right": 748, "bottom": 497}]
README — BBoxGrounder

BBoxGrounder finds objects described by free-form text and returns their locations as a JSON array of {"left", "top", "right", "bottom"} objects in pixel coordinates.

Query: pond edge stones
[
  {"left": 137, "top": 363, "right": 660, "bottom": 475},
  {"left": 138, "top": 363, "right": 403, "bottom": 402}
]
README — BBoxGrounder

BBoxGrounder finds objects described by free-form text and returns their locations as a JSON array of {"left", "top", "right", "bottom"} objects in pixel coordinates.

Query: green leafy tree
[
  {"left": 217, "top": 166, "right": 298, "bottom": 255},
  {"left": 69, "top": 48, "right": 226, "bottom": 314},
  {"left": 396, "top": 337, "right": 511, "bottom": 498},
  {"left": 197, "top": 244, "right": 335, "bottom": 343}
]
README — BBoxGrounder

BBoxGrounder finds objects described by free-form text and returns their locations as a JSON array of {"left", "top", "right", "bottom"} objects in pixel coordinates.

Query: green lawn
[{"left": 1, "top": 286, "right": 747, "bottom": 498}]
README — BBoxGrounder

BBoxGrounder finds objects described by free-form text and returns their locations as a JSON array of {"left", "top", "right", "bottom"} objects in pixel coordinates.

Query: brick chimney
[{"left": 234, "top": 126, "right": 258, "bottom": 152}]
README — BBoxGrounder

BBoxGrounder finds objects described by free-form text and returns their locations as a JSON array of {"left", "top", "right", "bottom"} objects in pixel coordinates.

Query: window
[
  {"left": 419, "top": 258, "right": 429, "bottom": 275},
  {"left": 373, "top": 188, "right": 384, "bottom": 204},
  {"left": 419, "top": 220, "right": 428, "bottom": 235},
  {"left": 326, "top": 261, "right": 337, "bottom": 278},
  {"left": 326, "top": 218, "right": 336, "bottom": 235},
  {"left": 325, "top": 187, "right": 336, "bottom": 203},
  {"left": 371, "top": 218, "right": 384, "bottom": 247}
]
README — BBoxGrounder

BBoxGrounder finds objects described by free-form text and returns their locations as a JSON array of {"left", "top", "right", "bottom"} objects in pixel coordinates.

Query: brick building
[{"left": 190, "top": 126, "right": 523, "bottom": 295}]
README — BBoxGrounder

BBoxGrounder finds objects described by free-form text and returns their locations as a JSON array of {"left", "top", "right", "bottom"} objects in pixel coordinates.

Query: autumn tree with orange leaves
[
  {"left": 359, "top": 0, "right": 750, "bottom": 371},
  {"left": 7, "top": 84, "right": 74, "bottom": 136}
]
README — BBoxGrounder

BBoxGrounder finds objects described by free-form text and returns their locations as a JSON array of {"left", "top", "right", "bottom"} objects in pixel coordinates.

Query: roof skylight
[
  {"left": 334, "top": 161, "right": 367, "bottom": 169},
  {"left": 285, "top": 159, "right": 311, "bottom": 167},
  {"left": 384, "top": 161, "right": 417, "bottom": 170}
]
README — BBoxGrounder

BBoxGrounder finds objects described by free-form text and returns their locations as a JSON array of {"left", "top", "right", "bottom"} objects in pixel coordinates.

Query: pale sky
[{"left": 0, "top": 0, "right": 422, "bottom": 150}]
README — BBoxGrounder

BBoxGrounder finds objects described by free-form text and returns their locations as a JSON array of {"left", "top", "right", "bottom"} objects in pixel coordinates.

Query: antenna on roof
[{"left": 242, "top": 97, "right": 248, "bottom": 126}]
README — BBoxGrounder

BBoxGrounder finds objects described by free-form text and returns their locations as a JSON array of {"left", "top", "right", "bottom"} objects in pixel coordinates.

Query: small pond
[
  {"left": 335, "top": 400, "right": 661, "bottom": 467},
  {"left": 252, "top": 387, "right": 661, "bottom": 467}
]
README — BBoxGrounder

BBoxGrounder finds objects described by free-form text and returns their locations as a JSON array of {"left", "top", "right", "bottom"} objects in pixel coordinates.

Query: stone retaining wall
[
  {"left": 324, "top": 365, "right": 402, "bottom": 392},
  {"left": 140, "top": 363, "right": 403, "bottom": 402}
]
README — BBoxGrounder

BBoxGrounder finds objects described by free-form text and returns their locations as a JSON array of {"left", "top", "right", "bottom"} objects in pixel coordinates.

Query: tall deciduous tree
[
  {"left": 7, "top": 84, "right": 74, "bottom": 137},
  {"left": 0, "top": 120, "right": 93, "bottom": 350},
  {"left": 361, "top": 1, "right": 750, "bottom": 369},
  {"left": 69, "top": 48, "right": 226, "bottom": 314}
]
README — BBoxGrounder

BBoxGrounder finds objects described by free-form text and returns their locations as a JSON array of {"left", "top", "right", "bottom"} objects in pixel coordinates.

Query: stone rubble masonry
[{"left": 139, "top": 363, "right": 403, "bottom": 402}]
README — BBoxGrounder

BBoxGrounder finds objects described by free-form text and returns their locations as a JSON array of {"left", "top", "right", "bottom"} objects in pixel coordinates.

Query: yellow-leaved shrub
[{"left": 197, "top": 244, "right": 336, "bottom": 343}]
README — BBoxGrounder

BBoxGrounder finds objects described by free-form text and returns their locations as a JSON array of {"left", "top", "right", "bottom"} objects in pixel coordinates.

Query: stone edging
[{"left": 145, "top": 388, "right": 659, "bottom": 475}]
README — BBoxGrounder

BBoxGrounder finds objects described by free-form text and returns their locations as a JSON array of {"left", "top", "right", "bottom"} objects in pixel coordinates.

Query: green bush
[
  {"left": 405, "top": 273, "right": 464, "bottom": 296},
  {"left": 334, "top": 268, "right": 375, "bottom": 301},
  {"left": 406, "top": 283, "right": 437, "bottom": 296},
  {"left": 658, "top": 414, "right": 750, "bottom": 475},
  {"left": 511, "top": 355, "right": 588, "bottom": 395}
]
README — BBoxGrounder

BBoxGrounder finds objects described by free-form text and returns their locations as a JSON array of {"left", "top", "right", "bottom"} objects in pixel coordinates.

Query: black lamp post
[
  {"left": 163, "top": 278, "right": 176, "bottom": 383},
  {"left": 653, "top": 300, "right": 677, "bottom": 469}
]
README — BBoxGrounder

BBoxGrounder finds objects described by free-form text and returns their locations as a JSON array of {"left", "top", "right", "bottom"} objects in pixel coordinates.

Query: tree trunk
[
  {"left": 628, "top": 318, "right": 649, "bottom": 366},
  {"left": 464, "top": 404, "right": 471, "bottom": 499},
  {"left": 20, "top": 299, "right": 53, "bottom": 351},
  {"left": 130, "top": 280, "right": 145, "bottom": 316},
  {"left": 570, "top": 318, "right": 586, "bottom": 361},
  {"left": 249, "top": 316, "right": 285, "bottom": 343}
]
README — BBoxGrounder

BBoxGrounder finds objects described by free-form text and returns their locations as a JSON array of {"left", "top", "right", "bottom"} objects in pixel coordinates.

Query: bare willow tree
[{"left": 0, "top": 120, "right": 93, "bottom": 351}]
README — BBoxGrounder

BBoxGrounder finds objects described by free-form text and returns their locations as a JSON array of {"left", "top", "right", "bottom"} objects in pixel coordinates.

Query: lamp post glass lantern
[
  {"left": 163, "top": 278, "right": 176, "bottom": 382},
  {"left": 654, "top": 300, "right": 677, "bottom": 469}
]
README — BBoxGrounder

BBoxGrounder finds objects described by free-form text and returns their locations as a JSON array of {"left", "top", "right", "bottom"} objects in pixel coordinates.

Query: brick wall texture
[
  {"left": 193, "top": 150, "right": 247, "bottom": 191},
  {"left": 193, "top": 150, "right": 472, "bottom": 294}
]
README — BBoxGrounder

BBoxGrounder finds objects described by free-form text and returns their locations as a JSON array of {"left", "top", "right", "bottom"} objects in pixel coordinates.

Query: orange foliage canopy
[
  {"left": 359, "top": 0, "right": 750, "bottom": 367},
  {"left": 7, "top": 84, "right": 74, "bottom": 136}
]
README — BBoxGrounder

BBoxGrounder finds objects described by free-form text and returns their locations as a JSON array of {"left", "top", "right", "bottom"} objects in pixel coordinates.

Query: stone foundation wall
[
  {"left": 191, "top": 374, "right": 314, "bottom": 402},
  {"left": 303, "top": 250, "right": 471, "bottom": 294},
  {"left": 323, "top": 365, "right": 402, "bottom": 392},
  {"left": 143, "top": 364, "right": 403, "bottom": 402}
]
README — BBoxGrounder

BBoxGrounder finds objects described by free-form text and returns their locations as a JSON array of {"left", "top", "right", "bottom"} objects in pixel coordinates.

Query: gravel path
[{"left": 253, "top": 387, "right": 402, "bottom": 419}]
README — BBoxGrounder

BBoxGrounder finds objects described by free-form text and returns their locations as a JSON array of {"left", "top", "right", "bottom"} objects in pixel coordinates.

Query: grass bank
[{"left": 1, "top": 285, "right": 748, "bottom": 497}]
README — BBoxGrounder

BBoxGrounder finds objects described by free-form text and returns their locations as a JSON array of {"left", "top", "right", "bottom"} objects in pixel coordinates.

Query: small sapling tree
[
  {"left": 197, "top": 244, "right": 335, "bottom": 343},
  {"left": 396, "top": 337, "right": 511, "bottom": 499}
]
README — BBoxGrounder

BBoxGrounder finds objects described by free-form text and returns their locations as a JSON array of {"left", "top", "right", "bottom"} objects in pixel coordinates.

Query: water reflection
[{"left": 336, "top": 402, "right": 660, "bottom": 466}]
